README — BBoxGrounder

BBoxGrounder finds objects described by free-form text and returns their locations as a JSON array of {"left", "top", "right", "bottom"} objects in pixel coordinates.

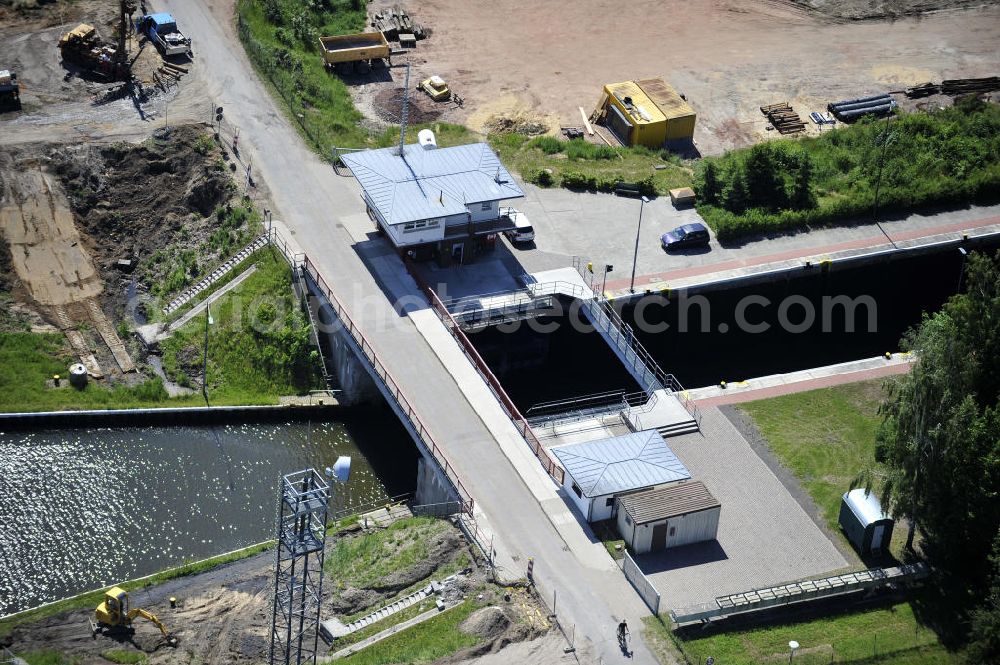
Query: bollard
[
  {"left": 169, "top": 597, "right": 176, "bottom": 608},
  {"left": 53, "top": 374, "right": 60, "bottom": 386}
]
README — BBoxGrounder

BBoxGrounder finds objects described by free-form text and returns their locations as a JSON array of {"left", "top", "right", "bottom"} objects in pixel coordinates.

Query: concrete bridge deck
[{"left": 162, "top": 1, "right": 661, "bottom": 661}]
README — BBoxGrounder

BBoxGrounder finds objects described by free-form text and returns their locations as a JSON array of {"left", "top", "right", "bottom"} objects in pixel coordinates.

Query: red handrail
[
  {"left": 405, "top": 259, "right": 565, "bottom": 485},
  {"left": 300, "top": 257, "right": 475, "bottom": 514}
]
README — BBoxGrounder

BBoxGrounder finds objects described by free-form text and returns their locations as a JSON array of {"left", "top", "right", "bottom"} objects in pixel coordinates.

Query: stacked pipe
[{"left": 828, "top": 93, "right": 896, "bottom": 121}]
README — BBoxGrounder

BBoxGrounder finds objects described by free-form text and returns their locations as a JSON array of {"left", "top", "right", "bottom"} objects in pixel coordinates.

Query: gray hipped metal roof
[
  {"left": 551, "top": 430, "right": 691, "bottom": 498},
  {"left": 340, "top": 142, "right": 524, "bottom": 226},
  {"left": 619, "top": 481, "right": 720, "bottom": 525}
]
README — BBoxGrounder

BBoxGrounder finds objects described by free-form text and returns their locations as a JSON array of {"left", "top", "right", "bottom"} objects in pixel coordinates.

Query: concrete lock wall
[
  {"left": 304, "top": 282, "right": 381, "bottom": 407},
  {"left": 415, "top": 457, "right": 460, "bottom": 507}
]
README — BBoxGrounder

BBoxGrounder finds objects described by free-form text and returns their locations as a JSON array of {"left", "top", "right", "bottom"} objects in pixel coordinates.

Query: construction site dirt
[
  {"left": 0, "top": 124, "right": 251, "bottom": 378},
  {"left": 393, "top": 0, "right": 1000, "bottom": 154},
  {"left": 2, "top": 519, "right": 557, "bottom": 665}
]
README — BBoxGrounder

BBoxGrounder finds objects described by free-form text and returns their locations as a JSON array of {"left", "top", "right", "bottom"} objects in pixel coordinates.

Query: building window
[
  {"left": 669, "top": 526, "right": 676, "bottom": 537},
  {"left": 625, "top": 514, "right": 632, "bottom": 526},
  {"left": 480, "top": 202, "right": 491, "bottom": 211},
  {"left": 571, "top": 482, "right": 582, "bottom": 499},
  {"left": 605, "top": 497, "right": 614, "bottom": 507}
]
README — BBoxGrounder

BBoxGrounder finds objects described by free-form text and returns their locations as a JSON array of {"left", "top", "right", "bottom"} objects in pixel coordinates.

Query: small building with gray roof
[
  {"left": 551, "top": 430, "right": 691, "bottom": 523},
  {"left": 616, "top": 481, "right": 721, "bottom": 554},
  {"left": 340, "top": 139, "right": 524, "bottom": 265}
]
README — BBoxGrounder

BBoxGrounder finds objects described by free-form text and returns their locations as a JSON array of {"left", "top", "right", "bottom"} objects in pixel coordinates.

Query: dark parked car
[{"left": 661, "top": 223, "right": 710, "bottom": 251}]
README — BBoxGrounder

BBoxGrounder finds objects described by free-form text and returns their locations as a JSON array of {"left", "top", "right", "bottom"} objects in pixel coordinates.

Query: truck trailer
[
  {"left": 0, "top": 69, "right": 19, "bottom": 110},
  {"left": 136, "top": 13, "right": 191, "bottom": 57},
  {"left": 319, "top": 32, "right": 391, "bottom": 70}
]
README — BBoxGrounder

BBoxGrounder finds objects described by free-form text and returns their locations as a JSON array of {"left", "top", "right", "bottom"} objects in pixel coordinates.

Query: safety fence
[
  {"left": 405, "top": 260, "right": 566, "bottom": 485},
  {"left": 262, "top": 232, "right": 477, "bottom": 522},
  {"left": 623, "top": 550, "right": 661, "bottom": 615}
]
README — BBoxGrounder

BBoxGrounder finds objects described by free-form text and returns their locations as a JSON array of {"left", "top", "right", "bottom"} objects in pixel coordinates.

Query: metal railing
[
  {"left": 263, "top": 236, "right": 476, "bottom": 517},
  {"left": 300, "top": 257, "right": 476, "bottom": 514},
  {"left": 443, "top": 281, "right": 585, "bottom": 328},
  {"left": 406, "top": 259, "right": 566, "bottom": 485}
]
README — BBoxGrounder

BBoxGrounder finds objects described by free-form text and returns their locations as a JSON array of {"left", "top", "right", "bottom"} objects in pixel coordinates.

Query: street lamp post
[
  {"left": 788, "top": 640, "right": 800, "bottom": 664},
  {"left": 957, "top": 246, "right": 969, "bottom": 293},
  {"left": 602, "top": 264, "right": 613, "bottom": 299},
  {"left": 629, "top": 196, "right": 650, "bottom": 294},
  {"left": 202, "top": 303, "right": 214, "bottom": 404}
]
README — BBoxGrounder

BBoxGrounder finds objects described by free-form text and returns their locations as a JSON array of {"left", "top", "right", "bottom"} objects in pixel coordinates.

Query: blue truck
[{"left": 135, "top": 13, "right": 191, "bottom": 57}]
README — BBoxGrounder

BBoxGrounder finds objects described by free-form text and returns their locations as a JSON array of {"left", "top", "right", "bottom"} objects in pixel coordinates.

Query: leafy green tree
[
  {"left": 744, "top": 143, "right": 787, "bottom": 210},
  {"left": 722, "top": 162, "right": 750, "bottom": 213},
  {"left": 967, "top": 533, "right": 1000, "bottom": 662},
  {"left": 790, "top": 152, "right": 816, "bottom": 210},
  {"left": 696, "top": 160, "right": 722, "bottom": 205},
  {"left": 862, "top": 252, "right": 1000, "bottom": 652}
]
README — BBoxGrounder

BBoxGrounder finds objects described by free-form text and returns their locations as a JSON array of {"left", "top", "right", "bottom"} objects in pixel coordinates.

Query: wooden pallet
[{"left": 762, "top": 101, "right": 805, "bottom": 134}]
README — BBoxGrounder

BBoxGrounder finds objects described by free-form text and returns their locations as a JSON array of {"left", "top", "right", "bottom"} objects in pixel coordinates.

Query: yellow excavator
[{"left": 91, "top": 586, "right": 178, "bottom": 646}]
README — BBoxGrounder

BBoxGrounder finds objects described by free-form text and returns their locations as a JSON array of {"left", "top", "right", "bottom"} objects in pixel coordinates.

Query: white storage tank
[
  {"left": 69, "top": 363, "right": 88, "bottom": 388},
  {"left": 418, "top": 129, "right": 437, "bottom": 150}
]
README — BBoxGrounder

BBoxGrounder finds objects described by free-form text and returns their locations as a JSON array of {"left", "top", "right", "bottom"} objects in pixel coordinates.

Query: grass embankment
[
  {"left": 0, "top": 542, "right": 272, "bottom": 640},
  {"left": 652, "top": 378, "right": 963, "bottom": 664},
  {"left": 490, "top": 133, "right": 693, "bottom": 197},
  {"left": 340, "top": 599, "right": 482, "bottom": 665},
  {"left": 696, "top": 98, "right": 1000, "bottom": 240},
  {"left": 235, "top": 0, "right": 474, "bottom": 155},
  {"left": 160, "top": 246, "right": 323, "bottom": 403},
  {"left": 0, "top": 332, "right": 185, "bottom": 412},
  {"left": 0, "top": 247, "right": 320, "bottom": 412},
  {"left": 326, "top": 516, "right": 456, "bottom": 595},
  {"left": 324, "top": 517, "right": 483, "bottom": 662},
  {"left": 737, "top": 378, "right": 907, "bottom": 558},
  {"left": 649, "top": 602, "right": 959, "bottom": 665}
]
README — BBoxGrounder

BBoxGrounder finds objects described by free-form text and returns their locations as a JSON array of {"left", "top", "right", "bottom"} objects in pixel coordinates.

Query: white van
[{"left": 502, "top": 207, "right": 535, "bottom": 243}]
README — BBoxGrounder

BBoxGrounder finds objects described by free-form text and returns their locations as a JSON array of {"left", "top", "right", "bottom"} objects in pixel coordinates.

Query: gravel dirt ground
[
  {"left": 400, "top": 0, "right": 1000, "bottom": 153},
  {"left": 3, "top": 519, "right": 553, "bottom": 665},
  {"left": 0, "top": 0, "right": 207, "bottom": 146}
]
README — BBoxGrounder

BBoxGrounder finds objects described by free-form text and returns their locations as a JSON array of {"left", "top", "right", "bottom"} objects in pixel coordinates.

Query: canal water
[
  {"left": 469, "top": 244, "right": 998, "bottom": 410},
  {"left": 0, "top": 416, "right": 417, "bottom": 616}
]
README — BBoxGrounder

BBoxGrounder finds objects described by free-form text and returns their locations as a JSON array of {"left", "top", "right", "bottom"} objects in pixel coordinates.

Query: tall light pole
[
  {"left": 202, "top": 303, "right": 214, "bottom": 404},
  {"left": 629, "top": 196, "right": 650, "bottom": 294},
  {"left": 957, "top": 246, "right": 969, "bottom": 293}
]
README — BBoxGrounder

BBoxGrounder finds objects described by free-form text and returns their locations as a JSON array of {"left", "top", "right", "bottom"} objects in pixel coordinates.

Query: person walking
[{"left": 617, "top": 619, "right": 629, "bottom": 647}]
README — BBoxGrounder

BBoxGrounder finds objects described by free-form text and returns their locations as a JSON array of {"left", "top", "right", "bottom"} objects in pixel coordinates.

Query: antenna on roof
[{"left": 398, "top": 62, "right": 411, "bottom": 158}]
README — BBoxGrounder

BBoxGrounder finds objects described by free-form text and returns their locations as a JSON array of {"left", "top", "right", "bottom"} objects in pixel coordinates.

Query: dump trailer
[
  {"left": 58, "top": 24, "right": 128, "bottom": 80},
  {"left": 0, "top": 69, "right": 19, "bottom": 110},
  {"left": 136, "top": 13, "right": 191, "bottom": 56},
  {"left": 319, "top": 32, "right": 391, "bottom": 68}
]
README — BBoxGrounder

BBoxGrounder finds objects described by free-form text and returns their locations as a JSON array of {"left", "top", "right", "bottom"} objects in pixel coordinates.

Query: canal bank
[
  {"left": 0, "top": 413, "right": 418, "bottom": 616},
  {"left": 460, "top": 237, "right": 999, "bottom": 410}
]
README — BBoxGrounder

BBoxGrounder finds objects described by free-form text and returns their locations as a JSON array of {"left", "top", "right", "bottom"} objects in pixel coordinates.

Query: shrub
[
  {"left": 528, "top": 136, "right": 564, "bottom": 155},
  {"left": 699, "top": 102, "right": 1000, "bottom": 240}
]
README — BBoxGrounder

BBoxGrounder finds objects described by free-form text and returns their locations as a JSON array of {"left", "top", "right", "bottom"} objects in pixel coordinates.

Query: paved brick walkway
[
  {"left": 693, "top": 359, "right": 912, "bottom": 407},
  {"left": 605, "top": 215, "right": 1000, "bottom": 292},
  {"left": 638, "top": 407, "right": 847, "bottom": 610}
]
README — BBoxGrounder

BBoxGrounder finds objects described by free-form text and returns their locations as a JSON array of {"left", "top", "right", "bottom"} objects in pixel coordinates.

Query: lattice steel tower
[{"left": 269, "top": 469, "right": 329, "bottom": 665}]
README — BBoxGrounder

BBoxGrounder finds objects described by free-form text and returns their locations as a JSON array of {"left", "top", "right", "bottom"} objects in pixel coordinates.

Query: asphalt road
[{"left": 156, "top": 1, "right": 663, "bottom": 662}]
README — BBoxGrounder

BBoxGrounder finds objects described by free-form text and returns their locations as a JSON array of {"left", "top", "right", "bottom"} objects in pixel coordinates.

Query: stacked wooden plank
[
  {"left": 760, "top": 102, "right": 805, "bottom": 134},
  {"left": 904, "top": 82, "right": 939, "bottom": 98},
  {"left": 941, "top": 76, "right": 1000, "bottom": 95},
  {"left": 371, "top": 6, "right": 427, "bottom": 43},
  {"left": 905, "top": 77, "right": 999, "bottom": 98}
]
